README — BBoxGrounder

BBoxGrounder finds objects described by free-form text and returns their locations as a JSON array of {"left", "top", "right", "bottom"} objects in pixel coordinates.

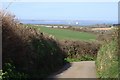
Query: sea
[{"left": 19, "top": 20, "right": 117, "bottom": 26}]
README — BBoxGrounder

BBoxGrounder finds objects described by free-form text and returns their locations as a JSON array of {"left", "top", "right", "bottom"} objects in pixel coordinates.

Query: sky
[
  {"left": 2, "top": 2, "right": 118, "bottom": 22},
  {"left": 1, "top": 0, "right": 120, "bottom": 2}
]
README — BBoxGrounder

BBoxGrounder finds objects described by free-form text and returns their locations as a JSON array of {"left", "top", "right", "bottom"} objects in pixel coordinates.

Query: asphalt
[{"left": 48, "top": 61, "right": 97, "bottom": 79}]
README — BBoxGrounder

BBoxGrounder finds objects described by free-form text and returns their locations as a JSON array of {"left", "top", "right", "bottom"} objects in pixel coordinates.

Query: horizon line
[{"left": 19, "top": 19, "right": 117, "bottom": 21}]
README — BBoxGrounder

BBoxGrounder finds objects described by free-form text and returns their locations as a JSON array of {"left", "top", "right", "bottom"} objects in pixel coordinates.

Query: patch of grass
[
  {"left": 64, "top": 58, "right": 81, "bottom": 62},
  {"left": 64, "top": 54, "right": 96, "bottom": 62},
  {"left": 80, "top": 54, "right": 96, "bottom": 61},
  {"left": 28, "top": 25, "right": 96, "bottom": 41}
]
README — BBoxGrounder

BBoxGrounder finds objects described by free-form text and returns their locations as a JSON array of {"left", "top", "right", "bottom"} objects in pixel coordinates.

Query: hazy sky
[
  {"left": 2, "top": 2, "right": 118, "bottom": 21},
  {"left": 2, "top": 0, "right": 119, "bottom": 2}
]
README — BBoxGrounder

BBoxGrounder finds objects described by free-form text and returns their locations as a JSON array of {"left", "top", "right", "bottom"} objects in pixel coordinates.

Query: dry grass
[{"left": 91, "top": 28, "right": 112, "bottom": 31}]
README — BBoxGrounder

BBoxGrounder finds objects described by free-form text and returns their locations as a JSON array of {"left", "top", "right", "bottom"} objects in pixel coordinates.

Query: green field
[{"left": 27, "top": 25, "right": 96, "bottom": 41}]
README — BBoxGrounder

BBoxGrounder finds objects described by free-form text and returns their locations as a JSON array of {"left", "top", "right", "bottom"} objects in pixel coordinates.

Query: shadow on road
[{"left": 47, "top": 63, "right": 72, "bottom": 79}]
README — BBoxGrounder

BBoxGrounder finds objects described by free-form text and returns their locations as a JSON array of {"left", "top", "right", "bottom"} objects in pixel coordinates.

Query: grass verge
[{"left": 96, "top": 40, "right": 118, "bottom": 78}]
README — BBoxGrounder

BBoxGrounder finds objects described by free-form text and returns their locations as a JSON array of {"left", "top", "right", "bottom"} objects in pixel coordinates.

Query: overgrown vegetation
[
  {"left": 59, "top": 40, "right": 101, "bottom": 61},
  {"left": 96, "top": 28, "right": 118, "bottom": 78}
]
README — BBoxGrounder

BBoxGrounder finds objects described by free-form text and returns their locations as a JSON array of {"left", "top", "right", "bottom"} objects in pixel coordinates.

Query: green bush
[
  {"left": 28, "top": 38, "right": 67, "bottom": 78},
  {"left": 2, "top": 63, "right": 28, "bottom": 80}
]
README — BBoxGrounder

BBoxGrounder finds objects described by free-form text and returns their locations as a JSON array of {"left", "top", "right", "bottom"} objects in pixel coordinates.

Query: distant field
[
  {"left": 92, "top": 28, "right": 112, "bottom": 31},
  {"left": 27, "top": 25, "right": 96, "bottom": 41}
]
